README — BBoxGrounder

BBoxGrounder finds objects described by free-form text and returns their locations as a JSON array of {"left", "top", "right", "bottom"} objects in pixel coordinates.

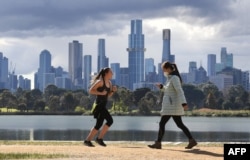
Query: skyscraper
[
  {"left": 69, "top": 40, "right": 83, "bottom": 89},
  {"left": 127, "top": 19, "right": 146, "bottom": 90},
  {"left": 98, "top": 39, "right": 109, "bottom": 72},
  {"left": 159, "top": 29, "right": 175, "bottom": 83},
  {"left": 110, "top": 63, "right": 121, "bottom": 85},
  {"left": 207, "top": 54, "right": 216, "bottom": 77},
  {"left": 0, "top": 52, "right": 8, "bottom": 89},
  {"left": 84, "top": 55, "right": 92, "bottom": 90},
  {"left": 18, "top": 75, "right": 31, "bottom": 90},
  {"left": 162, "top": 29, "right": 175, "bottom": 63},
  {"left": 37, "top": 50, "right": 52, "bottom": 91},
  {"left": 221, "top": 47, "right": 233, "bottom": 68},
  {"left": 145, "top": 58, "right": 156, "bottom": 82}
]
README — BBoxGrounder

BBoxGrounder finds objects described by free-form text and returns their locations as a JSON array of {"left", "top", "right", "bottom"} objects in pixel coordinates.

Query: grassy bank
[{"left": 185, "top": 108, "right": 250, "bottom": 117}]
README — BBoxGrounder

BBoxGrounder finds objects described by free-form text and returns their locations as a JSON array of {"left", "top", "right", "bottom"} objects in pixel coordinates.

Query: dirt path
[{"left": 0, "top": 142, "right": 224, "bottom": 160}]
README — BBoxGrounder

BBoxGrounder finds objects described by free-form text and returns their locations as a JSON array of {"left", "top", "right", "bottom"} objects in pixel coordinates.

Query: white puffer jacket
[{"left": 160, "top": 75, "right": 187, "bottom": 116}]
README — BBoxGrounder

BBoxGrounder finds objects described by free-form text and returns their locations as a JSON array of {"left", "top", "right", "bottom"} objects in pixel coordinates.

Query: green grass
[
  {"left": 0, "top": 153, "right": 68, "bottom": 159},
  {"left": 0, "top": 107, "right": 19, "bottom": 112}
]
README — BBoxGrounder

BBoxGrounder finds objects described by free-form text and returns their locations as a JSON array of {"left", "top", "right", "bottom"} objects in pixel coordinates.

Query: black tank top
[{"left": 96, "top": 80, "right": 111, "bottom": 102}]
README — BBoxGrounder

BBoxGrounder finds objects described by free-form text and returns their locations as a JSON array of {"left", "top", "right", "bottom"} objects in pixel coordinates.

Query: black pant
[
  {"left": 157, "top": 115, "right": 193, "bottom": 142},
  {"left": 94, "top": 108, "right": 113, "bottom": 130}
]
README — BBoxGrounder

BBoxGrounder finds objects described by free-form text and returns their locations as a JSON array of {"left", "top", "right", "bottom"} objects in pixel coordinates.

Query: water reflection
[{"left": 0, "top": 129, "right": 249, "bottom": 142}]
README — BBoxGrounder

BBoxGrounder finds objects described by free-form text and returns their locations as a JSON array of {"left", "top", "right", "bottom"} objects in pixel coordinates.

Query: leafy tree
[
  {"left": 18, "top": 103, "right": 27, "bottom": 112},
  {"left": 44, "top": 85, "right": 58, "bottom": 101},
  {"left": 62, "top": 92, "right": 75, "bottom": 111},
  {"left": 138, "top": 97, "right": 151, "bottom": 115},
  {"left": 132, "top": 88, "right": 151, "bottom": 106},
  {"left": 79, "top": 95, "right": 92, "bottom": 110},
  {"left": 226, "top": 85, "right": 249, "bottom": 109},
  {"left": 0, "top": 90, "right": 12, "bottom": 108},
  {"left": 34, "top": 100, "right": 46, "bottom": 111},
  {"left": 182, "top": 84, "right": 205, "bottom": 109},
  {"left": 48, "top": 95, "right": 60, "bottom": 112},
  {"left": 205, "top": 92, "right": 217, "bottom": 109}
]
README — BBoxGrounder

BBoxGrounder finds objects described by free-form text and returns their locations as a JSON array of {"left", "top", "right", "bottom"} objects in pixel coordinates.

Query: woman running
[
  {"left": 84, "top": 67, "right": 117, "bottom": 147},
  {"left": 148, "top": 61, "right": 197, "bottom": 149}
]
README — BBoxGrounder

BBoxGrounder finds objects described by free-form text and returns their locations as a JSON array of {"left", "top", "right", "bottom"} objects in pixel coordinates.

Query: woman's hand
[
  {"left": 183, "top": 104, "right": 189, "bottom": 111},
  {"left": 100, "top": 90, "right": 108, "bottom": 95},
  {"left": 112, "top": 85, "right": 118, "bottom": 92},
  {"left": 155, "top": 83, "right": 163, "bottom": 89}
]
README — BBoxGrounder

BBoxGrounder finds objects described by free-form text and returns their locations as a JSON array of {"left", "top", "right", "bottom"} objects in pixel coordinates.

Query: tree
[
  {"left": 62, "top": 92, "right": 75, "bottom": 111},
  {"left": 18, "top": 103, "right": 27, "bottom": 112},
  {"left": 34, "top": 100, "right": 46, "bottom": 111},
  {"left": 205, "top": 92, "right": 217, "bottom": 109},
  {"left": 132, "top": 88, "right": 151, "bottom": 106},
  {"left": 44, "top": 85, "right": 59, "bottom": 102},
  {"left": 182, "top": 84, "right": 205, "bottom": 109},
  {"left": 226, "top": 85, "right": 249, "bottom": 109},
  {"left": 48, "top": 95, "right": 60, "bottom": 112},
  {"left": 138, "top": 97, "right": 151, "bottom": 115}
]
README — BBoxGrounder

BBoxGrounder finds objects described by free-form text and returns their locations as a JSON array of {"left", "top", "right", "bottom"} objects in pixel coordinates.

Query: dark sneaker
[
  {"left": 83, "top": 140, "right": 95, "bottom": 147},
  {"left": 148, "top": 141, "right": 162, "bottom": 149},
  {"left": 185, "top": 139, "right": 197, "bottom": 149},
  {"left": 95, "top": 138, "right": 107, "bottom": 147}
]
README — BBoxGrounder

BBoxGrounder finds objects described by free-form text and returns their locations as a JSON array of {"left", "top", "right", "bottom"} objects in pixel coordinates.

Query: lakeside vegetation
[{"left": 0, "top": 82, "right": 250, "bottom": 117}]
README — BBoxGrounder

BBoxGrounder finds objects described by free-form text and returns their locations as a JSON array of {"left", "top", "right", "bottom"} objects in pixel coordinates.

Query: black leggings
[
  {"left": 94, "top": 108, "right": 113, "bottom": 130},
  {"left": 157, "top": 115, "right": 193, "bottom": 142}
]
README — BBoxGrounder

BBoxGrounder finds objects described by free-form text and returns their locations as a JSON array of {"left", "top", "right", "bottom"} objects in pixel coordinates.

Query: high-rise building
[
  {"left": 159, "top": 29, "right": 175, "bottom": 83},
  {"left": 242, "top": 71, "right": 249, "bottom": 91},
  {"left": 9, "top": 73, "right": 18, "bottom": 92},
  {"left": 145, "top": 58, "right": 156, "bottom": 82},
  {"left": 18, "top": 75, "right": 31, "bottom": 90},
  {"left": 162, "top": 29, "right": 175, "bottom": 63},
  {"left": 207, "top": 54, "right": 216, "bottom": 77},
  {"left": 189, "top": 61, "right": 197, "bottom": 73},
  {"left": 127, "top": 19, "right": 146, "bottom": 90},
  {"left": 120, "top": 67, "right": 129, "bottom": 89},
  {"left": 196, "top": 65, "right": 208, "bottom": 84},
  {"left": 110, "top": 63, "right": 121, "bottom": 86},
  {"left": 221, "top": 47, "right": 233, "bottom": 68},
  {"left": 84, "top": 55, "right": 92, "bottom": 90},
  {"left": 69, "top": 40, "right": 83, "bottom": 89},
  {"left": 0, "top": 52, "right": 9, "bottom": 89},
  {"left": 98, "top": 39, "right": 109, "bottom": 72},
  {"left": 37, "top": 50, "right": 52, "bottom": 91},
  {"left": 209, "top": 74, "right": 233, "bottom": 91}
]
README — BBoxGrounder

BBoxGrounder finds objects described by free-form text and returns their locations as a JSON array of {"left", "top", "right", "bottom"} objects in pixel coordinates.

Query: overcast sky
[{"left": 0, "top": 0, "right": 249, "bottom": 86}]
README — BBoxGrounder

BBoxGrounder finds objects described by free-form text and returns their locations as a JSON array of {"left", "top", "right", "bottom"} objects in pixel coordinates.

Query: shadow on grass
[{"left": 167, "top": 148, "right": 223, "bottom": 157}]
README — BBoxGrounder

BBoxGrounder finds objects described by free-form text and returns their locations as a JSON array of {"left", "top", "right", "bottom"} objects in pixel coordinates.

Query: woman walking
[
  {"left": 148, "top": 61, "right": 197, "bottom": 149},
  {"left": 84, "top": 67, "right": 117, "bottom": 147}
]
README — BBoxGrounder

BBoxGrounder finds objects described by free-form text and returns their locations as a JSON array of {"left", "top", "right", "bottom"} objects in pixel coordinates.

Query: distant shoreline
[{"left": 0, "top": 108, "right": 249, "bottom": 117}]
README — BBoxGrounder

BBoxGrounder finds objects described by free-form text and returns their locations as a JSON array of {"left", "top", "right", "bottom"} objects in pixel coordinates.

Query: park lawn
[{"left": 0, "top": 107, "right": 19, "bottom": 112}]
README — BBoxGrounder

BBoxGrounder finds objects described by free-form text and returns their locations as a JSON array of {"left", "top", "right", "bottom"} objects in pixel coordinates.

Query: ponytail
[
  {"left": 171, "top": 63, "right": 183, "bottom": 83},
  {"left": 90, "top": 67, "right": 110, "bottom": 86}
]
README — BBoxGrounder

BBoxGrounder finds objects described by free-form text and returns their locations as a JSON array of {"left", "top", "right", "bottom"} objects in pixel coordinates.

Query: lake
[{"left": 0, "top": 116, "right": 249, "bottom": 142}]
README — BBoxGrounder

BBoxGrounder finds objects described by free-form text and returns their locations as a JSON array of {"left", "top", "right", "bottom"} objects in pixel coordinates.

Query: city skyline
[{"left": 0, "top": 0, "right": 249, "bottom": 84}]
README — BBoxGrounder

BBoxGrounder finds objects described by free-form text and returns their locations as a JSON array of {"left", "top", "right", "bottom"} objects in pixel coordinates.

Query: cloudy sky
[{"left": 0, "top": 0, "right": 249, "bottom": 87}]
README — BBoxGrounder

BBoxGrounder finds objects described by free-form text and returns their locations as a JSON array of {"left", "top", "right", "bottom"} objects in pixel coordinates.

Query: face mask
[{"left": 164, "top": 72, "right": 169, "bottom": 77}]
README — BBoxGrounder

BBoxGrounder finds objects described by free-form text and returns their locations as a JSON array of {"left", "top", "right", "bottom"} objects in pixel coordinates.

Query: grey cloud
[{"left": 0, "top": 0, "right": 236, "bottom": 37}]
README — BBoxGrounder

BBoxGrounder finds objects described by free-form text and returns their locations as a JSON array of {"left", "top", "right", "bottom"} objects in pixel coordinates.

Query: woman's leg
[
  {"left": 157, "top": 115, "right": 171, "bottom": 142},
  {"left": 148, "top": 115, "right": 171, "bottom": 149},
  {"left": 98, "top": 109, "right": 113, "bottom": 139},
  {"left": 172, "top": 116, "right": 193, "bottom": 139},
  {"left": 85, "top": 117, "right": 104, "bottom": 141},
  {"left": 172, "top": 116, "right": 197, "bottom": 149}
]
